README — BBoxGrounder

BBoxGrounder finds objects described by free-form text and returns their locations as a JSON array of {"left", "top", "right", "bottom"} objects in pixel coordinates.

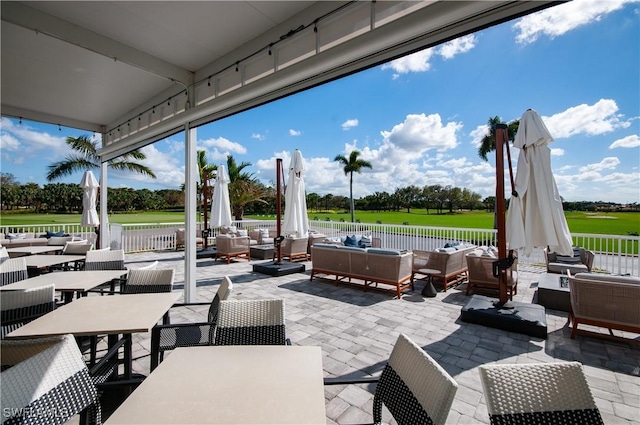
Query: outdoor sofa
[
  {"left": 0, "top": 233, "right": 48, "bottom": 248},
  {"left": 310, "top": 244, "right": 413, "bottom": 298},
  {"left": 412, "top": 243, "right": 477, "bottom": 291},
  {"left": 567, "top": 272, "right": 640, "bottom": 343}
]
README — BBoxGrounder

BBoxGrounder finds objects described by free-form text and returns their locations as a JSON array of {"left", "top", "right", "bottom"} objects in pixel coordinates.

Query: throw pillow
[
  {"left": 236, "top": 229, "right": 248, "bottom": 237},
  {"left": 556, "top": 255, "right": 582, "bottom": 264},
  {"left": 359, "top": 235, "right": 372, "bottom": 248},
  {"left": 46, "top": 230, "right": 65, "bottom": 238},
  {"left": 344, "top": 235, "right": 358, "bottom": 247}
]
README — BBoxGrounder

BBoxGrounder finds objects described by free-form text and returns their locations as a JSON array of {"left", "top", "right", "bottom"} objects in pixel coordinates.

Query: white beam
[
  {"left": 1, "top": 105, "right": 104, "bottom": 134},
  {"left": 1, "top": 2, "right": 192, "bottom": 85},
  {"left": 184, "top": 125, "right": 197, "bottom": 303}
]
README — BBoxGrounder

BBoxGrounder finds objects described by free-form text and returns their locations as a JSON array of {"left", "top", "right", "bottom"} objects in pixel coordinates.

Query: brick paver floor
[{"left": 97, "top": 250, "right": 639, "bottom": 424}]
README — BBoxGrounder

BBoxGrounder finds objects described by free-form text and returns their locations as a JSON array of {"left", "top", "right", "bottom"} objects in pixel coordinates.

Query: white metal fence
[{"left": 2, "top": 220, "right": 638, "bottom": 275}]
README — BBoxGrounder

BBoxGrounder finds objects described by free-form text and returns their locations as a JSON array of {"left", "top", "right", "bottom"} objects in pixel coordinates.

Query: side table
[{"left": 417, "top": 268, "right": 441, "bottom": 297}]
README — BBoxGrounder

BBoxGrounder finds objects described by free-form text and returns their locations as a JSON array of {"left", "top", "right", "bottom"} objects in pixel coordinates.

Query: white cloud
[
  {"left": 341, "top": 119, "right": 359, "bottom": 131},
  {"left": 579, "top": 156, "right": 620, "bottom": 173},
  {"left": 609, "top": 134, "right": 640, "bottom": 149},
  {"left": 380, "top": 113, "right": 461, "bottom": 153},
  {"left": 289, "top": 129, "right": 302, "bottom": 136},
  {"left": 513, "top": 0, "right": 633, "bottom": 45},
  {"left": 0, "top": 117, "right": 68, "bottom": 154},
  {"left": 381, "top": 34, "right": 477, "bottom": 77},
  {"left": 381, "top": 49, "right": 435, "bottom": 74},
  {"left": 251, "top": 133, "right": 266, "bottom": 141},
  {"left": 470, "top": 124, "right": 490, "bottom": 148},
  {"left": 438, "top": 34, "right": 477, "bottom": 59},
  {"left": 0, "top": 132, "right": 20, "bottom": 151},
  {"left": 198, "top": 136, "right": 247, "bottom": 162},
  {"left": 550, "top": 148, "right": 564, "bottom": 156},
  {"left": 543, "top": 99, "right": 630, "bottom": 139}
]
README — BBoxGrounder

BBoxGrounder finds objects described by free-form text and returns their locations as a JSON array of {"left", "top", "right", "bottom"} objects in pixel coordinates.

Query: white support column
[
  {"left": 184, "top": 124, "right": 197, "bottom": 303},
  {"left": 99, "top": 161, "right": 108, "bottom": 249}
]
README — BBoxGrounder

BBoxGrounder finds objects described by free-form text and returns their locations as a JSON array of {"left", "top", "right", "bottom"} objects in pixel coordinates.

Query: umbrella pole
[
  {"left": 495, "top": 124, "right": 509, "bottom": 305},
  {"left": 276, "top": 158, "right": 283, "bottom": 264}
]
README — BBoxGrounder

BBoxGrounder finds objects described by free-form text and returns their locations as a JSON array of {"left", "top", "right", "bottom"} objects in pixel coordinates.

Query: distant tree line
[{"left": 1, "top": 173, "right": 637, "bottom": 216}]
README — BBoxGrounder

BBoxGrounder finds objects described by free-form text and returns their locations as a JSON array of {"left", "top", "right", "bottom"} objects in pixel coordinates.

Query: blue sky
[{"left": 1, "top": 0, "right": 639, "bottom": 204}]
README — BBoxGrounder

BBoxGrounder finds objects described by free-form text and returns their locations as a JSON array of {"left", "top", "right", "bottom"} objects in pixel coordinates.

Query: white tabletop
[
  {"left": 6, "top": 292, "right": 180, "bottom": 338},
  {"left": 6, "top": 246, "right": 64, "bottom": 257},
  {"left": 23, "top": 254, "right": 86, "bottom": 269},
  {"left": 0, "top": 270, "right": 128, "bottom": 292},
  {"left": 105, "top": 345, "right": 326, "bottom": 425}
]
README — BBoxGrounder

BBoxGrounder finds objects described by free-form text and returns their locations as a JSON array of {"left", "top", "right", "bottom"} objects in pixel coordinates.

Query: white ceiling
[{"left": 1, "top": 1, "right": 558, "bottom": 151}]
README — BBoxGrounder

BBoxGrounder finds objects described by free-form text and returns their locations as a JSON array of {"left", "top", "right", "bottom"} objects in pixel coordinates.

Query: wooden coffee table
[{"left": 537, "top": 273, "right": 570, "bottom": 311}]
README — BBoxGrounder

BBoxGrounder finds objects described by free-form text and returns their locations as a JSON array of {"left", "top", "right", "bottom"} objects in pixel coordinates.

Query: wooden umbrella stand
[{"left": 459, "top": 124, "right": 547, "bottom": 338}]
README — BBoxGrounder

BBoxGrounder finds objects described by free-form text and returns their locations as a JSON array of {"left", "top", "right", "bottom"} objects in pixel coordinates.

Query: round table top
[{"left": 417, "top": 268, "right": 441, "bottom": 275}]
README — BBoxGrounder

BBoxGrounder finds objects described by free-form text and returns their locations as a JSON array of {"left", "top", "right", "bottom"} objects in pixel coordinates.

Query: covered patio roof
[{"left": 2, "top": 1, "right": 559, "bottom": 157}]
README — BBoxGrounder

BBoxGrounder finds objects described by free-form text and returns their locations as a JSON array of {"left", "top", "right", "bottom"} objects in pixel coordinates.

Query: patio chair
[
  {"left": 85, "top": 249, "right": 127, "bottom": 293},
  {"left": 215, "top": 235, "right": 250, "bottom": 263},
  {"left": 275, "top": 236, "right": 309, "bottom": 262},
  {"left": 1, "top": 334, "right": 101, "bottom": 424},
  {"left": 324, "top": 333, "right": 458, "bottom": 425},
  {"left": 0, "top": 257, "right": 28, "bottom": 286},
  {"left": 465, "top": 250, "right": 518, "bottom": 300},
  {"left": 175, "top": 228, "right": 204, "bottom": 250},
  {"left": 50, "top": 240, "right": 94, "bottom": 271},
  {"left": 544, "top": 246, "right": 594, "bottom": 275},
  {"left": 1, "top": 284, "right": 56, "bottom": 339},
  {"left": 121, "top": 267, "right": 175, "bottom": 324},
  {"left": 214, "top": 299, "right": 290, "bottom": 346},
  {"left": 479, "top": 361, "right": 603, "bottom": 424},
  {"left": 150, "top": 276, "right": 233, "bottom": 371},
  {"left": 0, "top": 246, "right": 9, "bottom": 262}
]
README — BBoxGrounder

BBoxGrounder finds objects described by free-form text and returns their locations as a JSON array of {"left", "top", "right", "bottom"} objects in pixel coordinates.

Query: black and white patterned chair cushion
[
  {"left": 1, "top": 334, "right": 101, "bottom": 424},
  {"left": 214, "top": 299, "right": 288, "bottom": 346},
  {"left": 479, "top": 362, "right": 604, "bottom": 425}
]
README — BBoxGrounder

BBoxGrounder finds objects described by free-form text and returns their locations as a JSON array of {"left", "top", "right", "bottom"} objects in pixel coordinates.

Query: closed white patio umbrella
[
  {"left": 210, "top": 165, "right": 232, "bottom": 229},
  {"left": 80, "top": 170, "right": 100, "bottom": 228},
  {"left": 506, "top": 109, "right": 573, "bottom": 257},
  {"left": 282, "top": 149, "right": 309, "bottom": 237}
]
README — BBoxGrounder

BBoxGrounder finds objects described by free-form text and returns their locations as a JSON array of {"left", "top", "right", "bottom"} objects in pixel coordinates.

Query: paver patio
[{"left": 100, "top": 250, "right": 639, "bottom": 424}]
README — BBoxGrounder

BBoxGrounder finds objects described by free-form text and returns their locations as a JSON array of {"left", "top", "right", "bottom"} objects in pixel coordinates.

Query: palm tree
[
  {"left": 477, "top": 116, "right": 520, "bottom": 161},
  {"left": 334, "top": 150, "right": 372, "bottom": 223},
  {"left": 197, "top": 150, "right": 217, "bottom": 234},
  {"left": 226, "top": 155, "right": 268, "bottom": 220},
  {"left": 47, "top": 135, "right": 156, "bottom": 181}
]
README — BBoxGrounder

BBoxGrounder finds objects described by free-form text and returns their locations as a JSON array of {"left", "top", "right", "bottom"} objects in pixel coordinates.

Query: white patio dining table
[
  {"left": 105, "top": 345, "right": 326, "bottom": 424},
  {"left": 0, "top": 269, "right": 128, "bottom": 303},
  {"left": 22, "top": 254, "right": 86, "bottom": 275},
  {"left": 6, "top": 292, "right": 180, "bottom": 379},
  {"left": 5, "top": 245, "right": 64, "bottom": 257}
]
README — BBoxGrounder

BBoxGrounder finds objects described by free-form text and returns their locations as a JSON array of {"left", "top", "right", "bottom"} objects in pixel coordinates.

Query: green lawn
[{"left": 1, "top": 209, "right": 638, "bottom": 236}]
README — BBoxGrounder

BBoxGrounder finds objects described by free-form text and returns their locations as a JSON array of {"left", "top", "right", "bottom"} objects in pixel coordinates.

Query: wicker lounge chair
[
  {"left": 1, "top": 334, "right": 102, "bottom": 424},
  {"left": 324, "top": 333, "right": 458, "bottom": 425},
  {"left": 479, "top": 361, "right": 603, "bottom": 424},
  {"left": 215, "top": 235, "right": 250, "bottom": 263},
  {"left": 567, "top": 272, "right": 640, "bottom": 342},
  {"left": 214, "top": 299, "right": 290, "bottom": 345},
  {"left": 275, "top": 236, "right": 309, "bottom": 262},
  {"left": 544, "top": 247, "right": 594, "bottom": 274},
  {"left": 465, "top": 251, "right": 518, "bottom": 300},
  {"left": 150, "top": 276, "right": 233, "bottom": 371}
]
